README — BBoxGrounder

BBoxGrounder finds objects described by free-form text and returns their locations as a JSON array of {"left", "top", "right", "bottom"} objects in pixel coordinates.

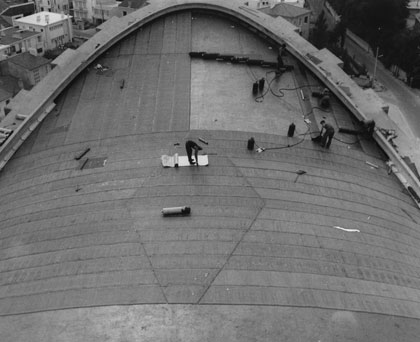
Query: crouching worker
[
  {"left": 320, "top": 120, "right": 335, "bottom": 149},
  {"left": 185, "top": 140, "right": 203, "bottom": 166}
]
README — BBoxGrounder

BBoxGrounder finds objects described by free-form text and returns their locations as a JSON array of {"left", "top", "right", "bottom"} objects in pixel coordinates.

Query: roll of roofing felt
[
  {"left": 16, "top": 114, "right": 28, "bottom": 120},
  {"left": 0, "top": 127, "right": 12, "bottom": 134},
  {"left": 162, "top": 206, "right": 191, "bottom": 216}
]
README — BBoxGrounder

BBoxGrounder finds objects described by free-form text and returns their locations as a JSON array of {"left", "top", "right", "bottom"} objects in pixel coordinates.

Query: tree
[
  {"left": 310, "top": 11, "right": 329, "bottom": 49},
  {"left": 395, "top": 29, "right": 420, "bottom": 79},
  {"left": 329, "top": 20, "right": 347, "bottom": 48},
  {"left": 327, "top": 0, "right": 412, "bottom": 79}
]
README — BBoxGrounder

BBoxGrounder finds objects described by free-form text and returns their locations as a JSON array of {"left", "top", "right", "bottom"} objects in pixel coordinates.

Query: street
[{"left": 345, "top": 36, "right": 420, "bottom": 138}]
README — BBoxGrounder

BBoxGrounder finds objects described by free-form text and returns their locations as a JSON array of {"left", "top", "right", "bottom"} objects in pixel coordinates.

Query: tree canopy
[
  {"left": 329, "top": 0, "right": 408, "bottom": 48},
  {"left": 327, "top": 0, "right": 420, "bottom": 80}
]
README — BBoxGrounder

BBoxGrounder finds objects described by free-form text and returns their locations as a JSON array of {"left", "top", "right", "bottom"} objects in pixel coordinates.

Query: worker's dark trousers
[
  {"left": 321, "top": 132, "right": 334, "bottom": 148},
  {"left": 186, "top": 145, "right": 194, "bottom": 163}
]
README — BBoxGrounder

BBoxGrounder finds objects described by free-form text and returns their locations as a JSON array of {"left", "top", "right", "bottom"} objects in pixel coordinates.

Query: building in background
[
  {"left": 1, "top": 51, "right": 51, "bottom": 89},
  {"left": 245, "top": 0, "right": 306, "bottom": 10},
  {"left": 0, "top": 75, "right": 20, "bottom": 119},
  {"left": 407, "top": 1, "right": 420, "bottom": 29},
  {"left": 0, "top": 1, "right": 36, "bottom": 28},
  {"left": 13, "top": 11, "right": 73, "bottom": 50},
  {"left": 92, "top": 0, "right": 119, "bottom": 25},
  {"left": 259, "top": 2, "right": 311, "bottom": 39},
  {"left": 32, "top": 0, "right": 72, "bottom": 14},
  {"left": 0, "top": 26, "right": 43, "bottom": 59},
  {"left": 115, "top": 0, "right": 148, "bottom": 18},
  {"left": 72, "top": 0, "right": 93, "bottom": 25}
]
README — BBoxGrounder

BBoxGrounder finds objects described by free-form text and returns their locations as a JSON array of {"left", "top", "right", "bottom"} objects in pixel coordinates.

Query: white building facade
[
  {"left": 0, "top": 28, "right": 44, "bottom": 59},
  {"left": 73, "top": 0, "right": 94, "bottom": 22},
  {"left": 13, "top": 12, "right": 73, "bottom": 51},
  {"left": 92, "top": 0, "right": 120, "bottom": 25},
  {"left": 33, "top": 0, "right": 72, "bottom": 15},
  {"left": 72, "top": 0, "right": 119, "bottom": 24}
]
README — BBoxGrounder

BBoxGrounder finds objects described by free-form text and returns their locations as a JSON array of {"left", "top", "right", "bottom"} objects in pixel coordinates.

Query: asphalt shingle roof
[{"left": 1, "top": 2, "right": 420, "bottom": 341}]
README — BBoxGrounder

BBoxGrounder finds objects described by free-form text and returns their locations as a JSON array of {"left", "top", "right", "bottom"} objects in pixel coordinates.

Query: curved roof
[{"left": 1, "top": 1, "right": 420, "bottom": 340}]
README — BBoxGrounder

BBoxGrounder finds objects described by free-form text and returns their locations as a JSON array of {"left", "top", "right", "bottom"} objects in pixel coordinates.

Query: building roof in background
[
  {"left": 303, "top": 0, "right": 324, "bottom": 20},
  {"left": 7, "top": 51, "right": 50, "bottom": 70},
  {"left": 279, "top": 0, "right": 305, "bottom": 7},
  {"left": 0, "top": 15, "right": 11, "bottom": 27},
  {"left": 1, "top": 2, "right": 35, "bottom": 17},
  {"left": 259, "top": 2, "right": 311, "bottom": 18},
  {"left": 15, "top": 11, "right": 71, "bottom": 26},
  {"left": 118, "top": 0, "right": 148, "bottom": 9},
  {"left": 0, "top": 26, "right": 39, "bottom": 45},
  {"left": 0, "top": 0, "right": 8, "bottom": 12},
  {"left": 0, "top": 74, "right": 19, "bottom": 98},
  {"left": 0, "top": 86, "right": 11, "bottom": 101},
  {"left": 0, "top": 0, "right": 32, "bottom": 12}
]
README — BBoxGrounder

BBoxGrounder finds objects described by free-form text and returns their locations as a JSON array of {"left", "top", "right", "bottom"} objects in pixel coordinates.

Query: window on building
[
  {"left": 33, "top": 68, "right": 40, "bottom": 83},
  {"left": 123, "top": 11, "right": 127, "bottom": 16},
  {"left": 304, "top": 16, "right": 308, "bottom": 23}
]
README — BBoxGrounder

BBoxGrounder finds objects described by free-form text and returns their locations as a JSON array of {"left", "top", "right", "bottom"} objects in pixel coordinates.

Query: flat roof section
[{"left": 190, "top": 13, "right": 308, "bottom": 135}]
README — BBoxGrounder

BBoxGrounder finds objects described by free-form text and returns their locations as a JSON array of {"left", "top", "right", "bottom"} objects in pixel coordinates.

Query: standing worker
[
  {"left": 185, "top": 140, "right": 202, "bottom": 166},
  {"left": 277, "top": 47, "right": 284, "bottom": 71},
  {"left": 320, "top": 120, "right": 335, "bottom": 149}
]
